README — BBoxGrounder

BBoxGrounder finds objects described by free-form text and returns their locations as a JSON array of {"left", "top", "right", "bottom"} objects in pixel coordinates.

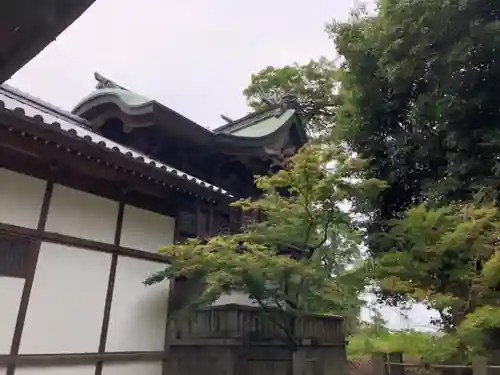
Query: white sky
[
  {"left": 8, "top": 0, "right": 438, "bottom": 330},
  {"left": 9, "top": 0, "right": 356, "bottom": 128}
]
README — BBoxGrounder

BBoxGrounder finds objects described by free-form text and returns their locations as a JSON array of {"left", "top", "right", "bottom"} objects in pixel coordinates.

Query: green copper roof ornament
[
  {"left": 279, "top": 92, "right": 299, "bottom": 114},
  {"left": 94, "top": 72, "right": 129, "bottom": 91},
  {"left": 281, "top": 92, "right": 298, "bottom": 105},
  {"left": 257, "top": 82, "right": 279, "bottom": 108}
]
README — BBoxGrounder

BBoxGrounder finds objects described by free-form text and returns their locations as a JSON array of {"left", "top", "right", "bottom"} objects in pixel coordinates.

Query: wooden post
[
  {"left": 196, "top": 200, "right": 206, "bottom": 239},
  {"left": 371, "top": 353, "right": 387, "bottom": 375},
  {"left": 292, "top": 350, "right": 307, "bottom": 375},
  {"left": 228, "top": 206, "right": 241, "bottom": 234},
  {"left": 387, "top": 352, "right": 403, "bottom": 375},
  {"left": 488, "top": 350, "right": 500, "bottom": 375},
  {"left": 472, "top": 356, "right": 487, "bottom": 375},
  {"left": 208, "top": 205, "right": 215, "bottom": 236}
]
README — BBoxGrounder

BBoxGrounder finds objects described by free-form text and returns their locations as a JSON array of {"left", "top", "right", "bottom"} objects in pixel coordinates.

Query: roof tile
[{"left": 0, "top": 84, "right": 232, "bottom": 198}]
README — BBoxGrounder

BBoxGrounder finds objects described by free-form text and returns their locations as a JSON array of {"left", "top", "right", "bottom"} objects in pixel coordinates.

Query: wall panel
[
  {"left": 0, "top": 277, "right": 24, "bottom": 353},
  {"left": 19, "top": 243, "right": 111, "bottom": 354},
  {"left": 16, "top": 365, "right": 95, "bottom": 375},
  {"left": 213, "top": 290, "right": 256, "bottom": 307},
  {"left": 0, "top": 168, "right": 46, "bottom": 229},
  {"left": 45, "top": 185, "right": 118, "bottom": 243},
  {"left": 102, "top": 361, "right": 162, "bottom": 375},
  {"left": 105, "top": 257, "right": 169, "bottom": 352},
  {"left": 120, "top": 205, "right": 175, "bottom": 253}
]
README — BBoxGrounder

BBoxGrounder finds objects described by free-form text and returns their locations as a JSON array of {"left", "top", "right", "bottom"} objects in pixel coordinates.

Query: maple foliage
[{"left": 146, "top": 144, "right": 384, "bottom": 340}]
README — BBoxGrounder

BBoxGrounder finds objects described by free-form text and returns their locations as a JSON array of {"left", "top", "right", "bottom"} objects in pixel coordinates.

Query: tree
[
  {"left": 235, "top": 0, "right": 500, "bottom": 355},
  {"left": 367, "top": 201, "right": 500, "bottom": 354},
  {"left": 327, "top": 1, "right": 500, "bottom": 346},
  {"left": 347, "top": 307, "right": 460, "bottom": 362},
  {"left": 145, "top": 144, "right": 384, "bottom": 345},
  {"left": 243, "top": 59, "right": 338, "bottom": 137},
  {"left": 329, "top": 0, "right": 500, "bottom": 257},
  {"left": 348, "top": 327, "right": 459, "bottom": 363}
]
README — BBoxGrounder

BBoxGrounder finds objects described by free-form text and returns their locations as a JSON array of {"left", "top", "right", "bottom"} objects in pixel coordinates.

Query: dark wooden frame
[
  {"left": 95, "top": 200, "right": 125, "bottom": 375},
  {"left": 0, "top": 101, "right": 246, "bottom": 373},
  {"left": 1, "top": 180, "right": 173, "bottom": 374},
  {"left": 6, "top": 181, "right": 53, "bottom": 375},
  {"left": 0, "top": 352, "right": 168, "bottom": 367},
  {"left": 0, "top": 172, "right": 240, "bottom": 374}
]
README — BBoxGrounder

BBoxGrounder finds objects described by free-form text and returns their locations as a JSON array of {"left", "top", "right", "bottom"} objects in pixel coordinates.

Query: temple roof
[
  {"left": 72, "top": 73, "right": 307, "bottom": 147},
  {"left": 72, "top": 73, "right": 154, "bottom": 117},
  {"left": 214, "top": 108, "right": 296, "bottom": 138},
  {"left": 0, "top": 73, "right": 308, "bottom": 199},
  {"left": 0, "top": 83, "right": 232, "bottom": 200},
  {"left": 79, "top": 87, "right": 152, "bottom": 108}
]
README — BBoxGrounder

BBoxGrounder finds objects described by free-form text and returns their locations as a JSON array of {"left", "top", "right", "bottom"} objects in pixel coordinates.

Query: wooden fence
[{"left": 370, "top": 353, "right": 500, "bottom": 375}]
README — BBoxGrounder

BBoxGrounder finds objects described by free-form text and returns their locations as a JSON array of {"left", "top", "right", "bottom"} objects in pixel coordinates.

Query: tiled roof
[{"left": 0, "top": 84, "right": 232, "bottom": 198}]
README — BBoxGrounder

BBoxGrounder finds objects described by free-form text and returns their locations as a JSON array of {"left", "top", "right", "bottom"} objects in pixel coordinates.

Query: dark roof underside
[{"left": 0, "top": 0, "right": 96, "bottom": 83}]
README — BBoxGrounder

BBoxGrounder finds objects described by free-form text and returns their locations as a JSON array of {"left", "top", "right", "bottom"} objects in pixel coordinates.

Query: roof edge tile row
[{"left": 0, "top": 84, "right": 233, "bottom": 199}]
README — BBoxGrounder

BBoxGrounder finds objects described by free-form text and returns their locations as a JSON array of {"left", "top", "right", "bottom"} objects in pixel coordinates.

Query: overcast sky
[
  {"left": 8, "top": 0, "right": 438, "bottom": 330},
  {"left": 9, "top": 0, "right": 356, "bottom": 128}
]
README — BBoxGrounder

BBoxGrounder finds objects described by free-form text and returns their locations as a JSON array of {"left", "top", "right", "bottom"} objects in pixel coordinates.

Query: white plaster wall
[
  {"left": 0, "top": 367, "right": 5, "bottom": 375},
  {"left": 16, "top": 366, "right": 95, "bottom": 375},
  {"left": 19, "top": 243, "right": 111, "bottom": 354},
  {"left": 45, "top": 184, "right": 118, "bottom": 243},
  {"left": 0, "top": 168, "right": 46, "bottom": 228},
  {"left": 102, "top": 362, "right": 162, "bottom": 375},
  {"left": 106, "top": 257, "right": 169, "bottom": 352},
  {"left": 106, "top": 205, "right": 174, "bottom": 352},
  {"left": 213, "top": 290, "right": 256, "bottom": 306},
  {"left": 120, "top": 205, "right": 175, "bottom": 253},
  {"left": 0, "top": 277, "right": 25, "bottom": 353}
]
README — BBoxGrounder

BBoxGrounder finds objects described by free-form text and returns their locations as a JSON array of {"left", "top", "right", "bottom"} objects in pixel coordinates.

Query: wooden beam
[
  {"left": 0, "top": 221, "right": 170, "bottom": 264},
  {"left": 0, "top": 351, "right": 167, "bottom": 367},
  {"left": 0, "top": 129, "right": 183, "bottom": 212},
  {"left": 95, "top": 200, "right": 125, "bottom": 375},
  {"left": 7, "top": 180, "right": 53, "bottom": 375}
]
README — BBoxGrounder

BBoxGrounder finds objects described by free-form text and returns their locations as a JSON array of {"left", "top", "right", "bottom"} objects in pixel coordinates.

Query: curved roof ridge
[{"left": 72, "top": 73, "right": 154, "bottom": 115}]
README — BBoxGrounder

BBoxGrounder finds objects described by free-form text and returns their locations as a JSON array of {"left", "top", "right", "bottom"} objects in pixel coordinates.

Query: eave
[
  {"left": 75, "top": 92, "right": 307, "bottom": 155},
  {"left": 214, "top": 110, "right": 307, "bottom": 149},
  {"left": 72, "top": 76, "right": 309, "bottom": 155},
  {"left": 73, "top": 90, "right": 214, "bottom": 145},
  {"left": 0, "top": 85, "right": 233, "bottom": 203}
]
